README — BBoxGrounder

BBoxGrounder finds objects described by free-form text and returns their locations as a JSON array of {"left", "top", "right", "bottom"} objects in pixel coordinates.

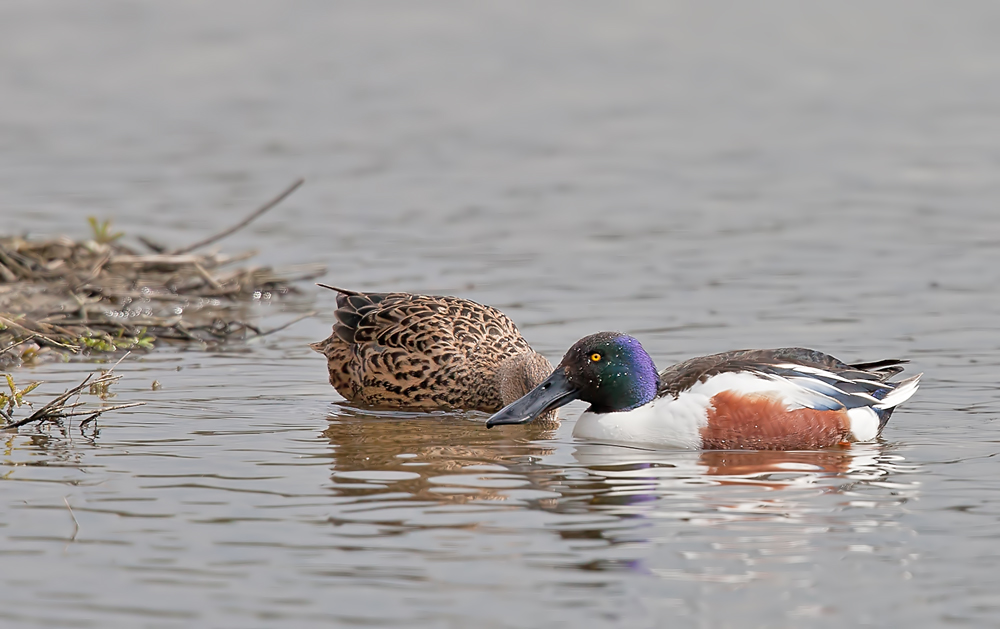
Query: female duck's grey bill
[{"left": 486, "top": 369, "right": 580, "bottom": 427}]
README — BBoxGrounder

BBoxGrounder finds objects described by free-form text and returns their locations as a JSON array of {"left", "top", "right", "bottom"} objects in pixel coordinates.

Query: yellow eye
[{"left": 590, "top": 353, "right": 602, "bottom": 362}]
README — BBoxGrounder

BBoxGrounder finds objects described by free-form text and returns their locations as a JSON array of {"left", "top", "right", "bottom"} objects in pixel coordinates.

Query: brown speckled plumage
[{"left": 309, "top": 285, "right": 554, "bottom": 414}]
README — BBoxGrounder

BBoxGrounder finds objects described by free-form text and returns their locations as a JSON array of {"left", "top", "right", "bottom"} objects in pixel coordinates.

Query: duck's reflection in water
[
  {"left": 563, "top": 442, "right": 920, "bottom": 522},
  {"left": 321, "top": 403, "right": 559, "bottom": 504},
  {"left": 572, "top": 442, "right": 918, "bottom": 491},
  {"left": 321, "top": 404, "right": 918, "bottom": 509},
  {"left": 555, "top": 442, "right": 921, "bottom": 585}
]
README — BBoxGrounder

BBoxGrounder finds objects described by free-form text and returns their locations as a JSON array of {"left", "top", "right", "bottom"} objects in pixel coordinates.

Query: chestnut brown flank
[{"left": 701, "top": 391, "right": 851, "bottom": 450}]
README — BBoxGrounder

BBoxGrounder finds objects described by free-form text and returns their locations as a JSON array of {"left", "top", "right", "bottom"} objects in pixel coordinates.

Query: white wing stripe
[
  {"left": 784, "top": 376, "right": 882, "bottom": 405},
  {"left": 773, "top": 363, "right": 853, "bottom": 382}
]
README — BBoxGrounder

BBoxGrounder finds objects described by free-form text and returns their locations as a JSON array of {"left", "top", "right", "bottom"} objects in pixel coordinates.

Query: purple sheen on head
[
  {"left": 611, "top": 335, "right": 659, "bottom": 411},
  {"left": 561, "top": 332, "right": 660, "bottom": 413}
]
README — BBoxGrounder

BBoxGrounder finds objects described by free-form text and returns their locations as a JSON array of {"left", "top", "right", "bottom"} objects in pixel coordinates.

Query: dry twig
[
  {"left": 63, "top": 497, "right": 80, "bottom": 541},
  {"left": 2, "top": 355, "right": 145, "bottom": 430},
  {"left": 172, "top": 178, "right": 305, "bottom": 255}
]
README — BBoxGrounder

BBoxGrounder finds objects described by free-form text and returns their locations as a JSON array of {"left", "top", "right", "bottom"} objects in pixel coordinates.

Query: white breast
[{"left": 573, "top": 387, "right": 716, "bottom": 449}]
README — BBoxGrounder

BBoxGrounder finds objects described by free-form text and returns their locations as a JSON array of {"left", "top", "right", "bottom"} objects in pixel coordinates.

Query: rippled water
[{"left": 4, "top": 1, "right": 1000, "bottom": 626}]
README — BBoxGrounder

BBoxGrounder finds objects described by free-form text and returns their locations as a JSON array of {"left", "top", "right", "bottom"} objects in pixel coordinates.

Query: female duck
[
  {"left": 310, "top": 284, "right": 554, "bottom": 413},
  {"left": 487, "top": 332, "right": 921, "bottom": 450}
]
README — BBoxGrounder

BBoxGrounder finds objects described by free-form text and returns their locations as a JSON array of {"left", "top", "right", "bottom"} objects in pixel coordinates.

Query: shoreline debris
[
  {"left": 1, "top": 179, "right": 324, "bottom": 368},
  {"left": 1, "top": 353, "right": 144, "bottom": 431}
]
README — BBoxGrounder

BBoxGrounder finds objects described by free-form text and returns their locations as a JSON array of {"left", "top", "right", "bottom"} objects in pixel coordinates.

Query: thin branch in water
[
  {"left": 172, "top": 178, "right": 305, "bottom": 255},
  {"left": 253, "top": 310, "right": 317, "bottom": 339},
  {"left": 63, "top": 401, "right": 145, "bottom": 419},
  {"left": 78, "top": 411, "right": 101, "bottom": 429},
  {"left": 63, "top": 496, "right": 79, "bottom": 542},
  {"left": 110, "top": 350, "right": 133, "bottom": 371}
]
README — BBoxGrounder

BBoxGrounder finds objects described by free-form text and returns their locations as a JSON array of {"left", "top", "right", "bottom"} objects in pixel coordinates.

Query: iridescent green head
[{"left": 487, "top": 332, "right": 660, "bottom": 426}]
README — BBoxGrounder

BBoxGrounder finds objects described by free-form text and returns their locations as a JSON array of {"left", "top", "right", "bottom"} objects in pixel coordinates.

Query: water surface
[{"left": 3, "top": 2, "right": 1000, "bottom": 627}]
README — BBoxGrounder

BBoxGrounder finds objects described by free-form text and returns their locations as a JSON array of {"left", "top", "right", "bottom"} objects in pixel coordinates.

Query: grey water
[{"left": 3, "top": 1, "right": 1000, "bottom": 626}]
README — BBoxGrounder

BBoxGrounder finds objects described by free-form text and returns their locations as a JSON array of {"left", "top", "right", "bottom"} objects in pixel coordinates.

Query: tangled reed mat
[{"left": 1, "top": 179, "right": 323, "bottom": 428}]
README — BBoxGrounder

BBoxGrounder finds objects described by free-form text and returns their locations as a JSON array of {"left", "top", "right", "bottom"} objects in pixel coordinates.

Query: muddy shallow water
[{"left": 4, "top": 1, "right": 1000, "bottom": 627}]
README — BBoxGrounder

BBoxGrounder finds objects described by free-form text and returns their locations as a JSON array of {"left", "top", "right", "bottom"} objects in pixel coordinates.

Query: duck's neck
[{"left": 497, "top": 351, "right": 554, "bottom": 405}]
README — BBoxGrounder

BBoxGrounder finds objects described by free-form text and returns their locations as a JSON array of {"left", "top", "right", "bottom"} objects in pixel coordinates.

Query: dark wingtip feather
[
  {"left": 347, "top": 294, "right": 370, "bottom": 310},
  {"left": 850, "top": 358, "right": 908, "bottom": 370},
  {"left": 334, "top": 324, "right": 356, "bottom": 344},
  {"left": 335, "top": 309, "right": 363, "bottom": 329},
  {"left": 849, "top": 358, "right": 908, "bottom": 380}
]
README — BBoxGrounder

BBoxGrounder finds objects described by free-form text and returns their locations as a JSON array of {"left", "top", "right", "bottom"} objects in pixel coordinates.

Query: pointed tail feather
[
  {"left": 850, "top": 358, "right": 908, "bottom": 379},
  {"left": 874, "top": 373, "right": 922, "bottom": 410},
  {"left": 316, "top": 283, "right": 359, "bottom": 296},
  {"left": 850, "top": 358, "right": 908, "bottom": 371}
]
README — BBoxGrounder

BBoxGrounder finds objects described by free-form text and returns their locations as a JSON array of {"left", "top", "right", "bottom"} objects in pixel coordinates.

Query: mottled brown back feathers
[{"left": 310, "top": 288, "right": 553, "bottom": 412}]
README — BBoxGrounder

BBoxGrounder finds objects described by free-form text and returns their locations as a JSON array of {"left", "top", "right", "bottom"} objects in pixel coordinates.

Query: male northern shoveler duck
[
  {"left": 309, "top": 284, "right": 554, "bottom": 414},
  {"left": 486, "top": 332, "right": 921, "bottom": 450}
]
